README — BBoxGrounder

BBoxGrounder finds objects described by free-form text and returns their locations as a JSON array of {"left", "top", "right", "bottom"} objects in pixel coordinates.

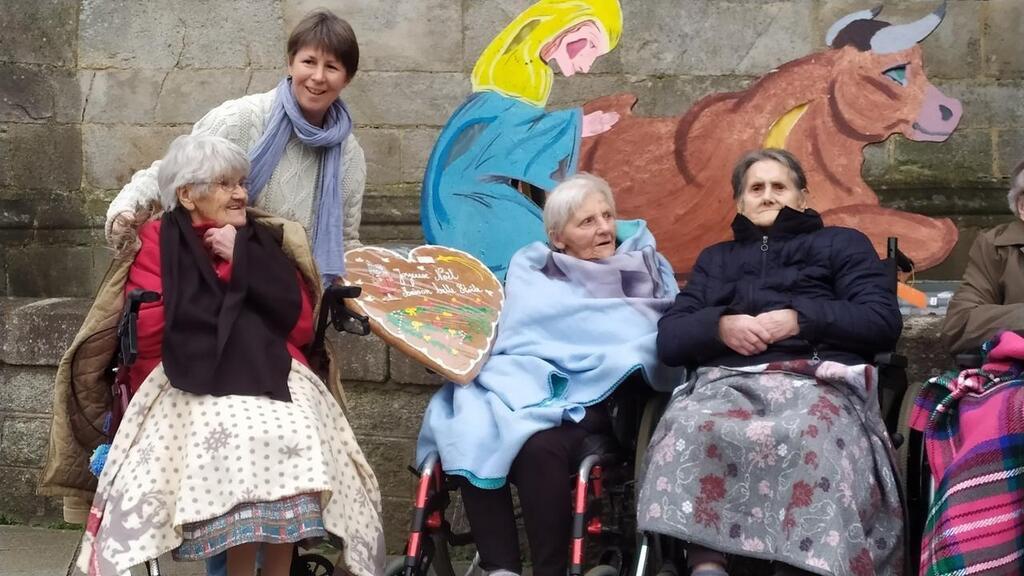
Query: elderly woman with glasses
[
  {"left": 69, "top": 134, "right": 383, "bottom": 576},
  {"left": 417, "top": 173, "right": 681, "bottom": 576}
]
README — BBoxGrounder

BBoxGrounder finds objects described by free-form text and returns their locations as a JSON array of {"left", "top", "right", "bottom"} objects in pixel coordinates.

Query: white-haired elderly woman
[
  {"left": 912, "top": 158, "right": 1024, "bottom": 574},
  {"left": 62, "top": 134, "right": 384, "bottom": 576},
  {"left": 417, "top": 173, "right": 682, "bottom": 576}
]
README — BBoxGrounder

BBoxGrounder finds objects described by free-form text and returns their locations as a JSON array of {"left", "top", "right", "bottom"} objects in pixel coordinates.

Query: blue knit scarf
[{"left": 247, "top": 77, "right": 352, "bottom": 285}]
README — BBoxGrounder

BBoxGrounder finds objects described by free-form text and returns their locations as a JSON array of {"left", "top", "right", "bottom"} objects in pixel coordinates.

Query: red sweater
[{"left": 125, "top": 220, "right": 314, "bottom": 392}]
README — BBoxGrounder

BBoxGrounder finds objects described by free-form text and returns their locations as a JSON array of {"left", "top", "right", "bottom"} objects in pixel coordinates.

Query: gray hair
[
  {"left": 1008, "top": 159, "right": 1024, "bottom": 216},
  {"left": 543, "top": 173, "right": 616, "bottom": 242},
  {"left": 157, "top": 134, "right": 250, "bottom": 211},
  {"left": 731, "top": 148, "right": 808, "bottom": 199}
]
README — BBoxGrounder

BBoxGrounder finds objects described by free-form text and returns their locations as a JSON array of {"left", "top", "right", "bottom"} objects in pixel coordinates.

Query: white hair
[
  {"left": 543, "top": 173, "right": 616, "bottom": 243},
  {"left": 1008, "top": 160, "right": 1024, "bottom": 217},
  {"left": 157, "top": 134, "right": 250, "bottom": 210}
]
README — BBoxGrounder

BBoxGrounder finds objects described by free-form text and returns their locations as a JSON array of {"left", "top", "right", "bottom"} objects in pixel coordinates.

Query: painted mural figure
[
  {"left": 421, "top": 0, "right": 623, "bottom": 279},
  {"left": 581, "top": 3, "right": 963, "bottom": 276}
]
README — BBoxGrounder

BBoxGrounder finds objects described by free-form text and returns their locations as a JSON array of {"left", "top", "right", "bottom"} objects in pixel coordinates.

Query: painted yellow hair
[{"left": 471, "top": 0, "right": 623, "bottom": 107}]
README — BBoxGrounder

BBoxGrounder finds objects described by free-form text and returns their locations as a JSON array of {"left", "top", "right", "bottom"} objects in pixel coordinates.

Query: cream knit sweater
[{"left": 104, "top": 88, "right": 366, "bottom": 251}]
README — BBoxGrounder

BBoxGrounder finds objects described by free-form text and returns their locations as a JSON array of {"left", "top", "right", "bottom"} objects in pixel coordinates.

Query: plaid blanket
[{"left": 910, "top": 332, "right": 1024, "bottom": 576}]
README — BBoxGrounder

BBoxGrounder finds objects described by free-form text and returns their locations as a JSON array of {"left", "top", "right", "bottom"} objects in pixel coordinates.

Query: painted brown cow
[{"left": 580, "top": 3, "right": 962, "bottom": 275}]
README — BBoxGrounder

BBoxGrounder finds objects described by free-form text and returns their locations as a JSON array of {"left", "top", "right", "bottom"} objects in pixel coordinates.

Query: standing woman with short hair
[{"left": 106, "top": 9, "right": 365, "bottom": 286}]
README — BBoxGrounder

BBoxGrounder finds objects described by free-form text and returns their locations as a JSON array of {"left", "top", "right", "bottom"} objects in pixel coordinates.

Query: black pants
[{"left": 458, "top": 404, "right": 612, "bottom": 576}]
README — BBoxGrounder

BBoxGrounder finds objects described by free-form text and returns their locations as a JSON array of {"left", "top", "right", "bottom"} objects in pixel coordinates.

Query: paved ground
[{"left": 0, "top": 525, "right": 443, "bottom": 576}]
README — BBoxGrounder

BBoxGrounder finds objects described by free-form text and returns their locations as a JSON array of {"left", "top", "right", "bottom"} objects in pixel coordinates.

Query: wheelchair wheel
[
  {"left": 389, "top": 532, "right": 457, "bottom": 576},
  {"left": 634, "top": 395, "right": 669, "bottom": 480},
  {"left": 584, "top": 563, "right": 620, "bottom": 576},
  {"left": 291, "top": 552, "right": 334, "bottom": 576}
]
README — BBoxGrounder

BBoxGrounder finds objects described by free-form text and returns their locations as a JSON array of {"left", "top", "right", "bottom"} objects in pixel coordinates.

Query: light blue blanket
[{"left": 416, "top": 220, "right": 683, "bottom": 488}]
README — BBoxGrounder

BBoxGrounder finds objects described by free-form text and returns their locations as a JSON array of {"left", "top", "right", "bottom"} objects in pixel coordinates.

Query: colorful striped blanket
[{"left": 910, "top": 331, "right": 1024, "bottom": 576}]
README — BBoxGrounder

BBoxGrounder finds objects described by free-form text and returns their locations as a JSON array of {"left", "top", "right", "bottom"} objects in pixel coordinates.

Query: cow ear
[{"left": 826, "top": 5, "right": 882, "bottom": 47}]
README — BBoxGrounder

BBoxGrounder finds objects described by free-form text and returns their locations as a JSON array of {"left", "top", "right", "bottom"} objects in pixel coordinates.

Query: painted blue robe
[{"left": 420, "top": 90, "right": 583, "bottom": 279}]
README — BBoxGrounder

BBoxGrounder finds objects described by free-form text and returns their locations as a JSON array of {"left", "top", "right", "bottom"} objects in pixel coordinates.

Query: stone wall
[{"left": 2, "top": 1, "right": 1024, "bottom": 297}]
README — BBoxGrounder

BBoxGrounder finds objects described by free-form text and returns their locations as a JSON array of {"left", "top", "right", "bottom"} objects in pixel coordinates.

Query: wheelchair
[
  {"left": 69, "top": 284, "right": 370, "bottom": 576},
  {"left": 633, "top": 238, "right": 931, "bottom": 576},
  {"left": 386, "top": 372, "right": 672, "bottom": 576}
]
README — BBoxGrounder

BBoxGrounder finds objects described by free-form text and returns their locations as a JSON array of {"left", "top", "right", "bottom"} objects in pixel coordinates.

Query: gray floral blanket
[{"left": 637, "top": 360, "right": 903, "bottom": 576}]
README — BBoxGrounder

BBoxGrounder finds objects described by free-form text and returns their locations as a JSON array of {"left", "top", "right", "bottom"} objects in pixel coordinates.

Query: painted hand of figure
[
  {"left": 581, "top": 110, "right": 620, "bottom": 137},
  {"left": 204, "top": 225, "right": 237, "bottom": 262},
  {"left": 718, "top": 314, "right": 772, "bottom": 356},
  {"left": 755, "top": 309, "right": 800, "bottom": 343}
]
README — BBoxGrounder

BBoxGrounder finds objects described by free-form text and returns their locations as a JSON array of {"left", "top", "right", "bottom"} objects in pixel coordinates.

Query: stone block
[
  {"left": 0, "top": 467, "right": 61, "bottom": 523},
  {"left": 82, "top": 70, "right": 165, "bottom": 124},
  {"left": 360, "top": 224, "right": 425, "bottom": 247},
  {"left": 247, "top": 69, "right": 285, "bottom": 95},
  {"left": 80, "top": 0, "right": 285, "bottom": 70},
  {"left": 332, "top": 330, "right": 388, "bottom": 383},
  {"left": 0, "top": 0, "right": 77, "bottom": 66},
  {"left": 620, "top": 1, "right": 815, "bottom": 76},
  {"left": 381, "top": 495, "right": 413, "bottom": 554},
  {"left": 358, "top": 437, "right": 417, "bottom": 499},
  {"left": 816, "top": 1, "right": 982, "bottom": 80},
  {"left": 935, "top": 80, "right": 1024, "bottom": 130},
  {"left": 900, "top": 314, "right": 948, "bottom": 386},
  {"left": 0, "top": 366, "right": 57, "bottom": 415},
  {"left": 996, "top": 129, "right": 1024, "bottom": 178},
  {"left": 984, "top": 0, "right": 1024, "bottom": 78},
  {"left": 389, "top": 348, "right": 445, "bottom": 387},
  {"left": 343, "top": 72, "right": 470, "bottom": 127},
  {"left": 862, "top": 140, "right": 892, "bottom": 186},
  {"left": 0, "top": 64, "right": 82, "bottom": 123},
  {"left": 286, "top": 0, "right": 462, "bottom": 73},
  {"left": 344, "top": 381, "right": 433, "bottom": 440},
  {"left": 356, "top": 128, "right": 402, "bottom": 186},
  {"left": 5, "top": 245, "right": 105, "bottom": 298},
  {"left": 82, "top": 125, "right": 184, "bottom": 190},
  {"left": 361, "top": 190, "right": 421, "bottom": 226},
  {"left": 547, "top": 74, "right": 648, "bottom": 110},
  {"left": 0, "top": 417, "right": 50, "bottom": 468},
  {"left": 0, "top": 124, "right": 82, "bottom": 191},
  {"left": 156, "top": 69, "right": 251, "bottom": 124},
  {"left": 891, "top": 129, "right": 996, "bottom": 187},
  {"left": 400, "top": 128, "right": 440, "bottom": 184},
  {"left": 0, "top": 297, "right": 90, "bottom": 366}
]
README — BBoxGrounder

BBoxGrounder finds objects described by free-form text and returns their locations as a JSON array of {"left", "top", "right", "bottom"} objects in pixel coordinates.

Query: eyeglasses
[{"left": 194, "top": 178, "right": 248, "bottom": 191}]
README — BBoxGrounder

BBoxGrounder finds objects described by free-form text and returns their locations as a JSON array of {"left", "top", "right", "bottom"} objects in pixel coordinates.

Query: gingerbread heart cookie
[{"left": 344, "top": 246, "right": 503, "bottom": 384}]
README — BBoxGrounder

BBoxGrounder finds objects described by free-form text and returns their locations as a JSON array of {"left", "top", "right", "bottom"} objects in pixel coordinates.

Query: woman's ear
[
  {"left": 798, "top": 189, "right": 809, "bottom": 210},
  {"left": 176, "top": 186, "right": 194, "bottom": 210}
]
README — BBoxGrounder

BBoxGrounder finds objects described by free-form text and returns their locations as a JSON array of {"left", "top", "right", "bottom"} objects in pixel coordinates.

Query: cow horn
[
  {"left": 869, "top": 1, "right": 947, "bottom": 54},
  {"left": 825, "top": 5, "right": 883, "bottom": 47}
]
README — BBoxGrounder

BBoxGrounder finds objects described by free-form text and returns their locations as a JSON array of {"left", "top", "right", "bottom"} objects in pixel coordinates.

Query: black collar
[{"left": 731, "top": 207, "right": 823, "bottom": 243}]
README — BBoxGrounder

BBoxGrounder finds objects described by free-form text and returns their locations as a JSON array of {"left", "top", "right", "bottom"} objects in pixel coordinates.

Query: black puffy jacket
[{"left": 657, "top": 207, "right": 902, "bottom": 368}]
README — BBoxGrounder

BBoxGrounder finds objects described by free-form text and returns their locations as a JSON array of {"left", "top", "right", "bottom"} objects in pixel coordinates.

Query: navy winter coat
[{"left": 657, "top": 207, "right": 902, "bottom": 368}]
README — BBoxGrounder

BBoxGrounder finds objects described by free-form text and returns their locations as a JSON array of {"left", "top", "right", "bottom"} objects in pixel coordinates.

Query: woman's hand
[
  {"left": 110, "top": 210, "right": 136, "bottom": 238},
  {"left": 582, "top": 110, "right": 620, "bottom": 137},
  {"left": 204, "top": 225, "right": 237, "bottom": 262},
  {"left": 755, "top": 309, "right": 800, "bottom": 343},
  {"left": 718, "top": 314, "right": 771, "bottom": 356}
]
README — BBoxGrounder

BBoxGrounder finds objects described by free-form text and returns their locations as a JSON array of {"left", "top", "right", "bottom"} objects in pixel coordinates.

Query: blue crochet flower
[{"left": 89, "top": 443, "right": 110, "bottom": 477}]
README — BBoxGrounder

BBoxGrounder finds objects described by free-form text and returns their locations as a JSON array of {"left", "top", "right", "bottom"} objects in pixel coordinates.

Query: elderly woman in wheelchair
[
  {"left": 415, "top": 173, "right": 681, "bottom": 576},
  {"left": 39, "top": 134, "right": 383, "bottom": 576},
  {"left": 638, "top": 149, "right": 904, "bottom": 576},
  {"left": 910, "top": 157, "right": 1024, "bottom": 575}
]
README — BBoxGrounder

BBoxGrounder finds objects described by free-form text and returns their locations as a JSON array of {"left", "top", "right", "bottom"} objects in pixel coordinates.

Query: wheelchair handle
[{"left": 118, "top": 289, "right": 161, "bottom": 367}]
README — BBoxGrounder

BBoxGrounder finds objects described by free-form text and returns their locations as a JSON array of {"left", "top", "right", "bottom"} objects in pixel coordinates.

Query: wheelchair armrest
[
  {"left": 954, "top": 352, "right": 983, "bottom": 369},
  {"left": 320, "top": 285, "right": 371, "bottom": 337},
  {"left": 873, "top": 351, "right": 908, "bottom": 369}
]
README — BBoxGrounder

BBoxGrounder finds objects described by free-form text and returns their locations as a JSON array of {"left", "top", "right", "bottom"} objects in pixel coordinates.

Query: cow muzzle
[{"left": 910, "top": 84, "right": 962, "bottom": 142}]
